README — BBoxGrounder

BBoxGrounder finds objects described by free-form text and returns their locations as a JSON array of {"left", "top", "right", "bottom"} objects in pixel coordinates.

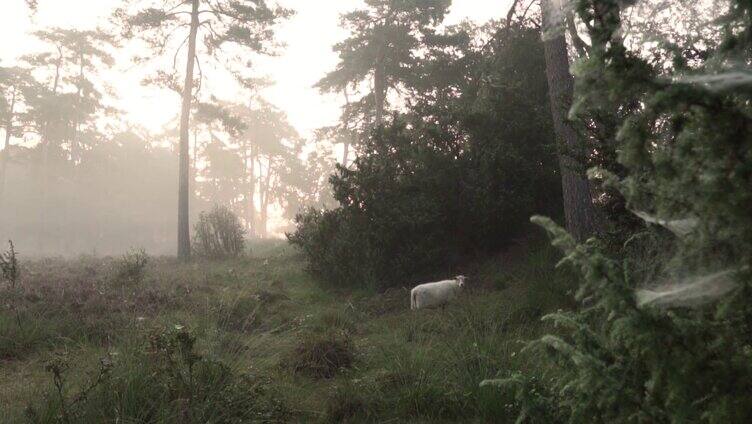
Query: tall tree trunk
[
  {"left": 246, "top": 145, "right": 256, "bottom": 237},
  {"left": 72, "top": 52, "right": 84, "bottom": 164},
  {"left": 541, "top": 0, "right": 598, "bottom": 242},
  {"left": 39, "top": 53, "right": 63, "bottom": 254},
  {"left": 373, "top": 44, "right": 386, "bottom": 127},
  {"left": 342, "top": 137, "right": 350, "bottom": 167},
  {"left": 52, "top": 48, "right": 62, "bottom": 94},
  {"left": 257, "top": 157, "right": 272, "bottom": 239},
  {"left": 0, "top": 88, "right": 16, "bottom": 207},
  {"left": 177, "top": 0, "right": 200, "bottom": 260},
  {"left": 342, "top": 87, "right": 351, "bottom": 166},
  {"left": 192, "top": 126, "right": 198, "bottom": 181}
]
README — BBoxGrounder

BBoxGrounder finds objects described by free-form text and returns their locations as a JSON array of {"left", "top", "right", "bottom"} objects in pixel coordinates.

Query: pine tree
[
  {"left": 0, "top": 67, "right": 38, "bottom": 207},
  {"left": 540, "top": 0, "right": 599, "bottom": 242},
  {"left": 316, "top": 0, "right": 450, "bottom": 147},
  {"left": 488, "top": 0, "right": 752, "bottom": 421},
  {"left": 116, "top": 0, "right": 292, "bottom": 260}
]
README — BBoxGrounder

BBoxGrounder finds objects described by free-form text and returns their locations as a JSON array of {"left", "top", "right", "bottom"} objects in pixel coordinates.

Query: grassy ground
[{"left": 0, "top": 239, "right": 576, "bottom": 423}]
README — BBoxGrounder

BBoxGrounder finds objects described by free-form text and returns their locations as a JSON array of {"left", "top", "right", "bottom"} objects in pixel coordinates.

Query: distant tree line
[{"left": 0, "top": 16, "right": 330, "bottom": 255}]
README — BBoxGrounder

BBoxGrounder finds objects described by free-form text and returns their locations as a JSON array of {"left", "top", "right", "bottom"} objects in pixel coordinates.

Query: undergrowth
[{"left": 1, "top": 238, "right": 575, "bottom": 423}]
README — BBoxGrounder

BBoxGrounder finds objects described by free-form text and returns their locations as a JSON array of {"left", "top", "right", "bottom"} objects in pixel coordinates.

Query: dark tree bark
[
  {"left": 342, "top": 87, "right": 352, "bottom": 166},
  {"left": 541, "top": 0, "right": 599, "bottom": 242},
  {"left": 177, "top": 0, "right": 200, "bottom": 260},
  {"left": 373, "top": 43, "right": 386, "bottom": 127}
]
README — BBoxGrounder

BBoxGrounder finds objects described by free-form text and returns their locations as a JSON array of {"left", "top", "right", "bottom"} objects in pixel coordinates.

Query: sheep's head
[{"left": 455, "top": 275, "right": 467, "bottom": 287}]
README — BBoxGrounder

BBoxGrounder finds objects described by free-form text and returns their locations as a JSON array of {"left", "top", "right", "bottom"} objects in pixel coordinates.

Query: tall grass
[{"left": 3, "top": 239, "right": 576, "bottom": 423}]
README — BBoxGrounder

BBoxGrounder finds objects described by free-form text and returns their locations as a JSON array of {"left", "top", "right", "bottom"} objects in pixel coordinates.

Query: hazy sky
[{"left": 0, "top": 1, "right": 507, "bottom": 139}]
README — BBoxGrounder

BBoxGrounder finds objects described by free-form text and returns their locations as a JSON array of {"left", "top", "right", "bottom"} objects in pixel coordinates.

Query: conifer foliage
[{"left": 486, "top": 0, "right": 752, "bottom": 421}]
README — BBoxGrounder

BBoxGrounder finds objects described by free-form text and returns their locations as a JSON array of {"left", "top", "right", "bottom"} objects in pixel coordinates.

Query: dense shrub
[
  {"left": 0, "top": 240, "right": 19, "bottom": 288},
  {"left": 289, "top": 331, "right": 354, "bottom": 379},
  {"left": 490, "top": 0, "right": 752, "bottom": 421},
  {"left": 193, "top": 205, "right": 246, "bottom": 259},
  {"left": 289, "top": 24, "right": 562, "bottom": 289},
  {"left": 113, "top": 248, "right": 149, "bottom": 283}
]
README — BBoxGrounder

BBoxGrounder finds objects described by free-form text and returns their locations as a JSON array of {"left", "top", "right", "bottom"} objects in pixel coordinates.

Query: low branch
[
  {"left": 172, "top": 33, "right": 191, "bottom": 70},
  {"left": 567, "top": 12, "right": 589, "bottom": 57}
]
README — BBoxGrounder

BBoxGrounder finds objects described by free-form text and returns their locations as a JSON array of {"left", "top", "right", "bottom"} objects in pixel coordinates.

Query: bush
[
  {"left": 193, "top": 205, "right": 246, "bottom": 259},
  {"left": 323, "top": 385, "right": 370, "bottom": 423},
  {"left": 289, "top": 24, "right": 562, "bottom": 289},
  {"left": 114, "top": 248, "right": 149, "bottom": 283},
  {"left": 489, "top": 0, "right": 752, "bottom": 421},
  {"left": 287, "top": 207, "right": 376, "bottom": 288},
  {"left": 0, "top": 240, "right": 19, "bottom": 288},
  {"left": 489, "top": 218, "right": 752, "bottom": 422},
  {"left": 289, "top": 331, "right": 354, "bottom": 379}
]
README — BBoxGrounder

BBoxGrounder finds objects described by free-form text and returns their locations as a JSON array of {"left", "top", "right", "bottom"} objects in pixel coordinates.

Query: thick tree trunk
[
  {"left": 541, "top": 0, "right": 598, "bottom": 242},
  {"left": 177, "top": 0, "right": 200, "bottom": 260},
  {"left": 192, "top": 126, "right": 198, "bottom": 181}
]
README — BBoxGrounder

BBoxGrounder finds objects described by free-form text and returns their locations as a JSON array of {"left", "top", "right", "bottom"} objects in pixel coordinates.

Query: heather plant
[
  {"left": 26, "top": 327, "right": 289, "bottom": 423},
  {"left": 0, "top": 240, "right": 19, "bottom": 288},
  {"left": 113, "top": 248, "right": 149, "bottom": 283},
  {"left": 193, "top": 205, "right": 246, "bottom": 260},
  {"left": 25, "top": 351, "right": 114, "bottom": 424},
  {"left": 487, "top": 0, "right": 752, "bottom": 421}
]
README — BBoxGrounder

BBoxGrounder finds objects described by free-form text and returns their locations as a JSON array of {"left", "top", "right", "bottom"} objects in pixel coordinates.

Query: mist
[
  {"left": 0, "top": 1, "right": 503, "bottom": 257},
  {"left": 2, "top": 0, "right": 750, "bottom": 422}
]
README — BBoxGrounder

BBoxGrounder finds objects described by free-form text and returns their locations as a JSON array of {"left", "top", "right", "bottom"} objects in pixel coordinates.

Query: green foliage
[
  {"left": 291, "top": 23, "right": 561, "bottom": 289},
  {"left": 317, "top": 0, "right": 451, "bottom": 127},
  {"left": 492, "top": 217, "right": 752, "bottom": 422},
  {"left": 496, "top": 0, "right": 752, "bottom": 420},
  {"left": 193, "top": 205, "right": 246, "bottom": 260},
  {"left": 26, "top": 327, "right": 289, "bottom": 423},
  {"left": 0, "top": 66, "right": 40, "bottom": 139},
  {"left": 113, "top": 248, "right": 148, "bottom": 284},
  {"left": 289, "top": 331, "right": 354, "bottom": 379},
  {"left": 1, "top": 240, "right": 574, "bottom": 422},
  {"left": 21, "top": 28, "right": 116, "bottom": 161},
  {"left": 28, "top": 351, "right": 114, "bottom": 424},
  {"left": 0, "top": 240, "right": 19, "bottom": 288}
]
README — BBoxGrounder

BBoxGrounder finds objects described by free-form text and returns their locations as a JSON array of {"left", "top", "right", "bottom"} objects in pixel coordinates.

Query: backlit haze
[{"left": 0, "top": 1, "right": 506, "bottom": 139}]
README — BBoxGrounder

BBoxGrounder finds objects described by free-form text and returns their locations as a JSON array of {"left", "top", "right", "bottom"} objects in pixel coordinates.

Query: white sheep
[{"left": 410, "top": 275, "right": 466, "bottom": 310}]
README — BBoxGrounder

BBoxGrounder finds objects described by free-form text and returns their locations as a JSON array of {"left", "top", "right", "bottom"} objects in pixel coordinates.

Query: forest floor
[{"left": 0, "top": 239, "right": 576, "bottom": 423}]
